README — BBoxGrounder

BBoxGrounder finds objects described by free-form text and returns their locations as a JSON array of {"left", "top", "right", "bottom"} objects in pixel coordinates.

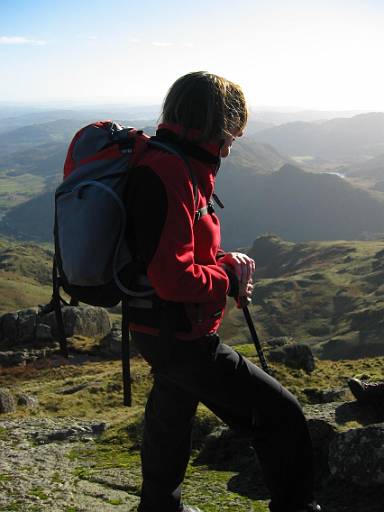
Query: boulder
[
  {"left": 0, "top": 350, "right": 28, "bottom": 367},
  {"left": 17, "top": 394, "right": 39, "bottom": 408},
  {"left": 32, "top": 421, "right": 109, "bottom": 444},
  {"left": 41, "top": 305, "right": 111, "bottom": 338},
  {"left": 0, "top": 312, "right": 18, "bottom": 344},
  {"left": 266, "top": 336, "right": 293, "bottom": 348},
  {"left": 17, "top": 308, "right": 38, "bottom": 343},
  {"left": 268, "top": 342, "right": 315, "bottom": 373},
  {"left": 195, "top": 424, "right": 260, "bottom": 472},
  {"left": 0, "top": 388, "right": 17, "bottom": 414},
  {"left": 55, "top": 382, "right": 90, "bottom": 395},
  {"left": 99, "top": 324, "right": 122, "bottom": 358},
  {"left": 304, "top": 387, "right": 348, "bottom": 404},
  {"left": 35, "top": 323, "right": 53, "bottom": 342},
  {"left": 99, "top": 322, "right": 139, "bottom": 358},
  {"left": 329, "top": 423, "right": 384, "bottom": 486}
]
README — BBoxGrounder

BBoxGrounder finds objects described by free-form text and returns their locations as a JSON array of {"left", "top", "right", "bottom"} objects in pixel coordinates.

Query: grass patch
[
  {"left": 28, "top": 487, "right": 49, "bottom": 500},
  {"left": 0, "top": 427, "right": 9, "bottom": 441},
  {"left": 0, "top": 171, "right": 45, "bottom": 214}
]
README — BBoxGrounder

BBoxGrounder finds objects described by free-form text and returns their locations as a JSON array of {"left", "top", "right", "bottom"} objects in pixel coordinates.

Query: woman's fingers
[{"left": 220, "top": 252, "right": 256, "bottom": 284}]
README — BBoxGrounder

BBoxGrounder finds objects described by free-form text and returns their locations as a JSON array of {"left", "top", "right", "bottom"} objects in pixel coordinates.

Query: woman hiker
[{"left": 126, "top": 71, "right": 322, "bottom": 512}]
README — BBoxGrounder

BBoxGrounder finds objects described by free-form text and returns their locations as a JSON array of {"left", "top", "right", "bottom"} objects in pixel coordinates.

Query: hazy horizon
[{"left": 0, "top": 99, "right": 379, "bottom": 117}]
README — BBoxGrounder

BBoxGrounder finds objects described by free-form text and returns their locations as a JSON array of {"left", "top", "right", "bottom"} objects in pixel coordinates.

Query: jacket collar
[{"left": 154, "top": 122, "right": 221, "bottom": 168}]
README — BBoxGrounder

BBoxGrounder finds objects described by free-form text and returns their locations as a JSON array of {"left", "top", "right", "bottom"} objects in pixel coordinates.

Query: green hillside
[
  {"left": 220, "top": 235, "right": 384, "bottom": 359},
  {"left": 2, "top": 234, "right": 384, "bottom": 361},
  {"left": 0, "top": 237, "right": 52, "bottom": 314}
]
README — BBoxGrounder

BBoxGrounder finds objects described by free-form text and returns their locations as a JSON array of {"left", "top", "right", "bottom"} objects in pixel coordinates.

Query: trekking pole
[{"left": 240, "top": 302, "right": 270, "bottom": 375}]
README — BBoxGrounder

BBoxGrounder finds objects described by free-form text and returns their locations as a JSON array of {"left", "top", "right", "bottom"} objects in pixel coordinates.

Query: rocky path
[{"left": 0, "top": 418, "right": 140, "bottom": 512}]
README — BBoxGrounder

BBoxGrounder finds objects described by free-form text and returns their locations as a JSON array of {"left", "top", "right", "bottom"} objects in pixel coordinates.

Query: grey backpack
[{"left": 51, "top": 120, "right": 199, "bottom": 406}]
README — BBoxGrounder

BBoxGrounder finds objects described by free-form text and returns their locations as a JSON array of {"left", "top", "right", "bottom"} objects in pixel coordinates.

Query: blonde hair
[{"left": 161, "top": 71, "right": 248, "bottom": 143}]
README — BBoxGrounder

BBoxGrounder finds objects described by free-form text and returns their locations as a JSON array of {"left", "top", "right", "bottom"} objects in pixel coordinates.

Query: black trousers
[{"left": 131, "top": 331, "right": 315, "bottom": 512}]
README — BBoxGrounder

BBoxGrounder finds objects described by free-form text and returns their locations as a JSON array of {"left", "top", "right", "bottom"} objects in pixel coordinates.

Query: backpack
[{"left": 50, "top": 120, "right": 205, "bottom": 406}]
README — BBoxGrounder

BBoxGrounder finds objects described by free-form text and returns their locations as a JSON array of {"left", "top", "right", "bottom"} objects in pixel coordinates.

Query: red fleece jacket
[{"left": 127, "top": 123, "right": 230, "bottom": 340}]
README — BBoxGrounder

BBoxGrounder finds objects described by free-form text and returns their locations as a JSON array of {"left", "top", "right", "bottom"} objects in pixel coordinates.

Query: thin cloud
[
  {"left": 152, "top": 41, "right": 172, "bottom": 47},
  {"left": 0, "top": 36, "right": 46, "bottom": 46},
  {"left": 76, "top": 35, "right": 97, "bottom": 40}
]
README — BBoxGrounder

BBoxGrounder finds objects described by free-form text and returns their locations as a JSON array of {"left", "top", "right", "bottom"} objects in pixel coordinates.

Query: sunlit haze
[{"left": 1, "top": 0, "right": 384, "bottom": 111}]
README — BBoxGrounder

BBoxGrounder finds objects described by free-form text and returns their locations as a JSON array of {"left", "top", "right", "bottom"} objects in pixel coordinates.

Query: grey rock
[
  {"left": 17, "top": 308, "right": 38, "bottom": 343},
  {"left": 329, "top": 423, "right": 384, "bottom": 486},
  {"left": 304, "top": 402, "right": 339, "bottom": 476},
  {"left": 1, "top": 312, "right": 18, "bottom": 343},
  {"left": 0, "top": 350, "right": 28, "bottom": 367},
  {"left": 17, "top": 394, "right": 39, "bottom": 408},
  {"left": 41, "top": 305, "right": 111, "bottom": 338},
  {"left": 33, "top": 422, "right": 109, "bottom": 444},
  {"left": 266, "top": 336, "right": 293, "bottom": 348},
  {"left": 35, "top": 323, "right": 53, "bottom": 342},
  {"left": 99, "top": 324, "right": 138, "bottom": 359},
  {"left": 195, "top": 424, "right": 261, "bottom": 472},
  {"left": 56, "top": 382, "right": 89, "bottom": 395},
  {"left": 304, "top": 387, "right": 348, "bottom": 404},
  {"left": 0, "top": 388, "right": 16, "bottom": 413},
  {"left": 269, "top": 342, "right": 315, "bottom": 373},
  {"left": 99, "top": 326, "right": 122, "bottom": 358}
]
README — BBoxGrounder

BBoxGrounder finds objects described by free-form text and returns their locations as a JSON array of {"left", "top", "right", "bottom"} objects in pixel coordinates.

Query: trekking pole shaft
[
  {"left": 121, "top": 298, "right": 132, "bottom": 407},
  {"left": 242, "top": 306, "right": 270, "bottom": 374}
]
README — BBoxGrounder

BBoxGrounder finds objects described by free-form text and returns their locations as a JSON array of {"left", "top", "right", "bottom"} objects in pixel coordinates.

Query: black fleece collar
[{"left": 153, "top": 128, "right": 220, "bottom": 167}]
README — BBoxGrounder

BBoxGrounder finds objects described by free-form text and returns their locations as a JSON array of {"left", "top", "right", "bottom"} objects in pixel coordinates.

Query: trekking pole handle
[{"left": 237, "top": 295, "right": 251, "bottom": 308}]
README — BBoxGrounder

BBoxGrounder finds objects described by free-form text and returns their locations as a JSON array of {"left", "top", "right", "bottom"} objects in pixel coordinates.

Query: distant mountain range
[
  {"left": 2, "top": 111, "right": 384, "bottom": 248},
  {"left": 253, "top": 112, "right": 384, "bottom": 160},
  {"left": 3, "top": 162, "right": 384, "bottom": 249}
]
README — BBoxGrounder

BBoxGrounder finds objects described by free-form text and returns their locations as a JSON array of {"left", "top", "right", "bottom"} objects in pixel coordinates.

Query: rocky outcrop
[
  {"left": 39, "top": 305, "right": 111, "bottom": 339},
  {"left": 268, "top": 342, "right": 315, "bottom": 372},
  {"left": 0, "top": 305, "right": 111, "bottom": 347},
  {"left": 0, "top": 389, "right": 37, "bottom": 414},
  {"left": 0, "top": 346, "right": 60, "bottom": 367},
  {"left": 194, "top": 400, "right": 384, "bottom": 490},
  {"left": 0, "top": 418, "right": 140, "bottom": 512},
  {"left": 0, "top": 305, "right": 112, "bottom": 365},
  {"left": 99, "top": 322, "right": 123, "bottom": 358},
  {"left": 329, "top": 423, "right": 384, "bottom": 486},
  {"left": 0, "top": 389, "right": 16, "bottom": 413},
  {"left": 99, "top": 322, "right": 138, "bottom": 358},
  {"left": 303, "top": 386, "right": 348, "bottom": 404},
  {"left": 0, "top": 403, "right": 383, "bottom": 510}
]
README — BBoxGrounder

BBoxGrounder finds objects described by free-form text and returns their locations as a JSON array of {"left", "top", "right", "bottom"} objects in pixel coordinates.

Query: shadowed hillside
[{"left": 216, "top": 163, "right": 384, "bottom": 248}]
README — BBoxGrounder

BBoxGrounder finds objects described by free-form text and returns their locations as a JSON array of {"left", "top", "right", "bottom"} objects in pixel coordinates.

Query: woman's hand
[
  {"left": 218, "top": 252, "right": 255, "bottom": 307},
  {"left": 218, "top": 252, "right": 255, "bottom": 284}
]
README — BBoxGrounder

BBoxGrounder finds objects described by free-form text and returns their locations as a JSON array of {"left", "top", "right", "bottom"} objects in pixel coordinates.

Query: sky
[{"left": 1, "top": 0, "right": 384, "bottom": 110}]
